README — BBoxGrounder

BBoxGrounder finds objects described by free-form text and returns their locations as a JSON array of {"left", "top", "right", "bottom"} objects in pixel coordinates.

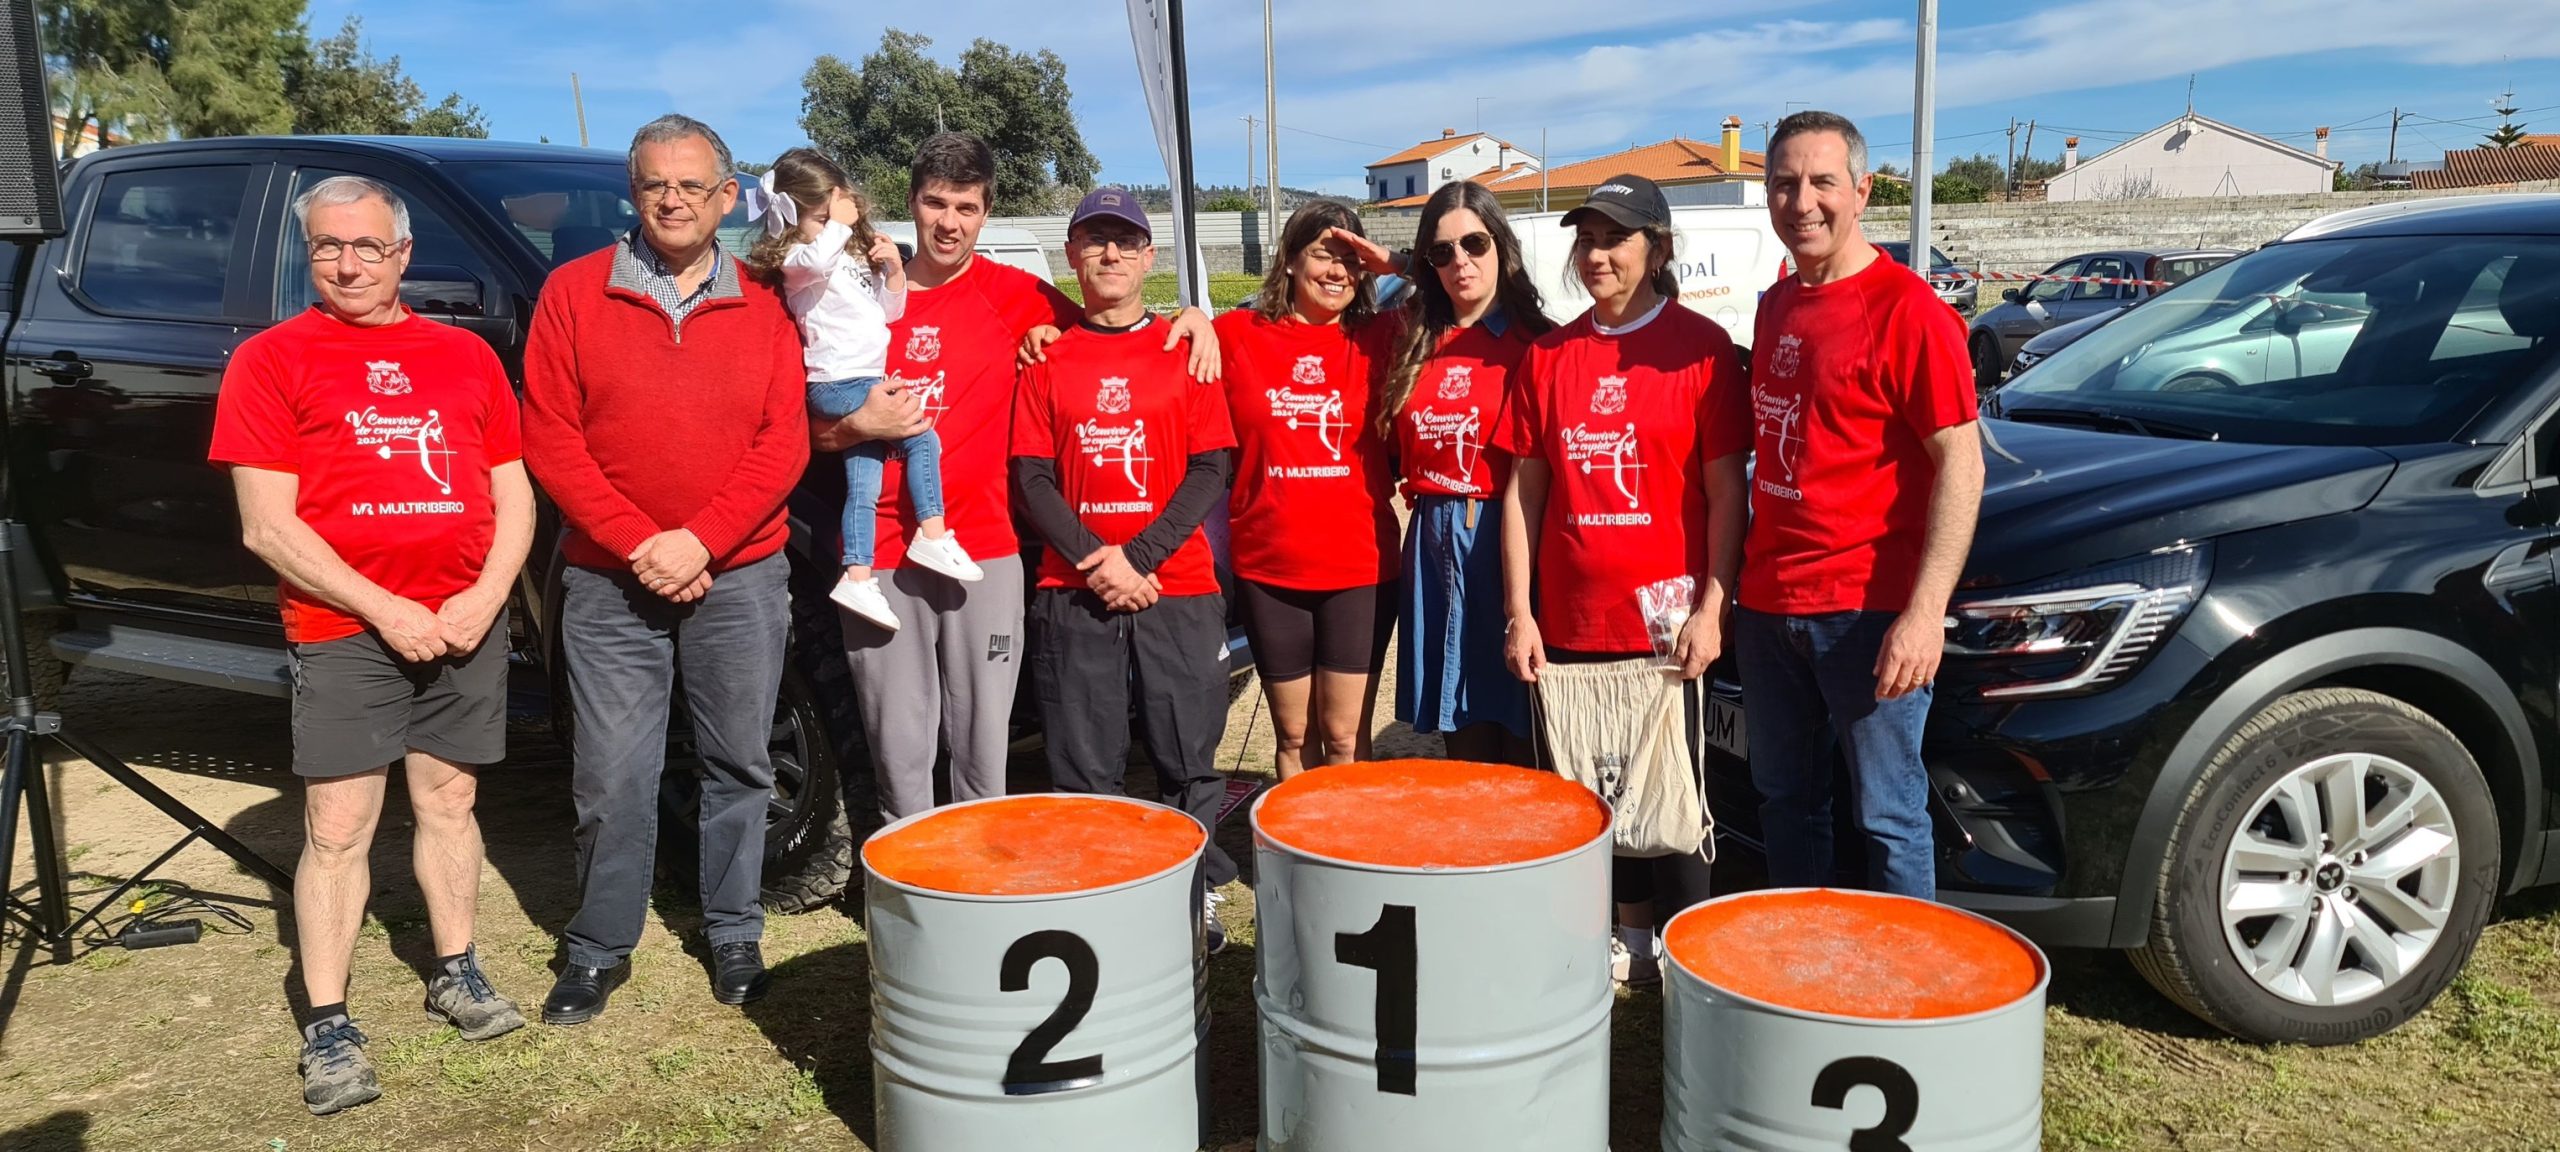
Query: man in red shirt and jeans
[
  {"left": 1011, "top": 189, "right": 1240, "bottom": 949},
  {"left": 1737, "top": 111, "right": 1985, "bottom": 899},
  {"left": 522, "top": 115, "right": 809, "bottom": 1022},
  {"left": 213, "top": 175, "right": 535, "bottom": 1114}
]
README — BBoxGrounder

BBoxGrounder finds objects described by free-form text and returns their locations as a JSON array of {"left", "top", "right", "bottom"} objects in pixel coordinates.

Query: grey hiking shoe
[
  {"left": 425, "top": 947, "right": 527, "bottom": 1041},
  {"left": 298, "top": 1019, "right": 381, "bottom": 1116}
]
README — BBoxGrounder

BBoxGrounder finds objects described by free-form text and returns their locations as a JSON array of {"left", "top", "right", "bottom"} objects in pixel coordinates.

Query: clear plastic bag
[{"left": 1637, "top": 575, "right": 1696, "bottom": 668}]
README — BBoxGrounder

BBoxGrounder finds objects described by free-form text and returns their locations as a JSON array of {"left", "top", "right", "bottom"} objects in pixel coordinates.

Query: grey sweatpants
[
  {"left": 844, "top": 554, "right": 1027, "bottom": 824},
  {"left": 559, "top": 554, "right": 789, "bottom": 968}
]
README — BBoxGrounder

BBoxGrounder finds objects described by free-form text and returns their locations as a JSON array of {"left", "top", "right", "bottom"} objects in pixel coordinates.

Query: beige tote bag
[{"left": 1532, "top": 658, "right": 1711, "bottom": 859}]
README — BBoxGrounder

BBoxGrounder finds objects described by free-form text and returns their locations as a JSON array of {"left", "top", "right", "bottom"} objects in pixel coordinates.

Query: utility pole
[
  {"left": 1909, "top": 0, "right": 1938, "bottom": 275},
  {"left": 572, "top": 72, "right": 589, "bottom": 148},
  {"left": 2004, "top": 117, "right": 2018, "bottom": 197},
  {"left": 2021, "top": 119, "right": 2037, "bottom": 178},
  {"left": 1262, "top": 0, "right": 1279, "bottom": 250},
  {"left": 1243, "top": 115, "right": 1257, "bottom": 198},
  {"left": 2387, "top": 107, "right": 2403, "bottom": 163},
  {"left": 1540, "top": 127, "right": 1549, "bottom": 212}
]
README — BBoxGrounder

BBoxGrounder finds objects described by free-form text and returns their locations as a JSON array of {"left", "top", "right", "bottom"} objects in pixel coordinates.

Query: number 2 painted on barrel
[
  {"left": 998, "top": 930, "right": 1103, "bottom": 1096},
  {"left": 1334, "top": 903, "right": 1418, "bottom": 1096},
  {"left": 1810, "top": 1056, "right": 1919, "bottom": 1152}
]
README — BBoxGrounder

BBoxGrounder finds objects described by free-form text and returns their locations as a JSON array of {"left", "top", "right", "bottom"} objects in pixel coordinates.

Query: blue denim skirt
[{"left": 1396, "top": 494, "right": 1530, "bottom": 737}]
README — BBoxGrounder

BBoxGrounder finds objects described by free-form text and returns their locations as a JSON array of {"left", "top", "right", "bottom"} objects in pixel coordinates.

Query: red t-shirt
[
  {"left": 874, "top": 255, "right": 1079, "bottom": 570},
  {"left": 1743, "top": 250, "right": 1977, "bottom": 615},
  {"left": 1216, "top": 309, "right": 1399, "bottom": 590},
  {"left": 1497, "top": 303, "right": 1750, "bottom": 653},
  {"left": 1392, "top": 319, "right": 1532, "bottom": 500},
  {"left": 209, "top": 308, "right": 522, "bottom": 644},
  {"left": 1011, "top": 322, "right": 1236, "bottom": 597}
]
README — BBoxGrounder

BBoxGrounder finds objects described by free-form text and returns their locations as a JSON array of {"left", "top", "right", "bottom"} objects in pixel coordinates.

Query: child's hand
[
  {"left": 867, "top": 231, "right": 904, "bottom": 281},
  {"left": 795, "top": 195, "right": 830, "bottom": 242},
  {"left": 832, "top": 187, "right": 864, "bottom": 228}
]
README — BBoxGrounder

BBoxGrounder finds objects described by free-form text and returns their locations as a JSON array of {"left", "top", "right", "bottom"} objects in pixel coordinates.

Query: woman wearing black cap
[{"left": 1494, "top": 173, "right": 1751, "bottom": 985}]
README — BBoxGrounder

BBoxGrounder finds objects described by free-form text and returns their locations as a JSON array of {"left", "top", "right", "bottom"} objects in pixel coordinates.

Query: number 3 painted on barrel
[
  {"left": 999, "top": 930, "right": 1103, "bottom": 1096},
  {"left": 1810, "top": 1056, "right": 1919, "bottom": 1152},
  {"left": 1334, "top": 904, "right": 1418, "bottom": 1096}
]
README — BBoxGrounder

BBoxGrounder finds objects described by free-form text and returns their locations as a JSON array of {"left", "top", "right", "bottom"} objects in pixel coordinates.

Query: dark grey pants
[
  {"left": 1030, "top": 588, "right": 1238, "bottom": 888},
  {"left": 559, "top": 554, "right": 789, "bottom": 968}
]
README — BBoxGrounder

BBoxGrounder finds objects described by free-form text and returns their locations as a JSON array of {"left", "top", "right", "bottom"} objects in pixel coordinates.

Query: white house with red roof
[{"left": 1365, "top": 129, "right": 1539, "bottom": 206}]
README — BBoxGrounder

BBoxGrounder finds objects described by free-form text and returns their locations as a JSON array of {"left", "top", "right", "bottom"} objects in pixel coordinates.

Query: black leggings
[{"left": 1236, "top": 578, "right": 1393, "bottom": 682}]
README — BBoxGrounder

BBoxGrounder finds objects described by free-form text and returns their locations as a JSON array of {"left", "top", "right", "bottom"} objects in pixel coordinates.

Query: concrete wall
[
  {"left": 1867, "top": 182, "right": 2560, "bottom": 275},
  {"left": 2047, "top": 119, "right": 2332, "bottom": 201}
]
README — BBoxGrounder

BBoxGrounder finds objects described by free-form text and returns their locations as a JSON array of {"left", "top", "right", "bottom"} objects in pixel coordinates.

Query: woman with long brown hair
[
  {"left": 1215, "top": 201, "right": 1401, "bottom": 779},
  {"left": 1335, "top": 180, "right": 1551, "bottom": 764}
]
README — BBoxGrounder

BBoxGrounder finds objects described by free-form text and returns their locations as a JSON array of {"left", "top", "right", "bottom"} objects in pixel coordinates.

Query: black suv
[
  {"left": 0, "top": 136, "right": 1249, "bottom": 913},
  {"left": 1707, "top": 194, "right": 2560, "bottom": 1044}
]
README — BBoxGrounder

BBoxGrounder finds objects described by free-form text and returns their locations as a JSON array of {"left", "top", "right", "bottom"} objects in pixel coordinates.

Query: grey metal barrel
[
  {"left": 1251, "top": 759, "right": 1616, "bottom": 1151},
  {"left": 864, "top": 794, "right": 1210, "bottom": 1152},
  {"left": 1659, "top": 887, "right": 2050, "bottom": 1151}
]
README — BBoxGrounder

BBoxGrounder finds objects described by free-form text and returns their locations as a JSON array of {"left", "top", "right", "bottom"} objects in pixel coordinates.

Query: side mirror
[
  {"left": 402, "top": 264, "right": 487, "bottom": 318},
  {"left": 2271, "top": 300, "right": 2314, "bottom": 336},
  {"left": 1999, "top": 288, "right": 2023, "bottom": 305}
]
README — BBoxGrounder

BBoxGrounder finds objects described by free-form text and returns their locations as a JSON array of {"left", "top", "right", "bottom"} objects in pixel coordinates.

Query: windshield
[
  {"left": 1877, "top": 241, "right": 1953, "bottom": 267},
  {"left": 444, "top": 160, "right": 645, "bottom": 268},
  {"left": 1996, "top": 235, "right": 2560, "bottom": 446},
  {"left": 2154, "top": 254, "right": 2230, "bottom": 286}
]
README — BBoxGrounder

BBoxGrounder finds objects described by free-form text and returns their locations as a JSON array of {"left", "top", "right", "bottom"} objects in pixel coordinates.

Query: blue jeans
[
  {"left": 809, "top": 377, "right": 945, "bottom": 567},
  {"left": 1732, "top": 607, "right": 1936, "bottom": 898}
]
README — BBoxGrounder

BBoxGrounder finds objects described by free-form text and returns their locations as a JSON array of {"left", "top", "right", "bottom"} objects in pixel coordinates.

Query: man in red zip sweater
[{"left": 521, "top": 114, "right": 809, "bottom": 1023}]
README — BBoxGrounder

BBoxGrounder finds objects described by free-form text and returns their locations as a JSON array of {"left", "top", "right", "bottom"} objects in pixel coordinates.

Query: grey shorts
[{"left": 288, "top": 626, "right": 508, "bottom": 777}]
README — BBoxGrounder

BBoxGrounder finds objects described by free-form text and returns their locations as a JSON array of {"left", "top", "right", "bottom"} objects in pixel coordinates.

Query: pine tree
[{"left": 2486, "top": 90, "right": 2528, "bottom": 148}]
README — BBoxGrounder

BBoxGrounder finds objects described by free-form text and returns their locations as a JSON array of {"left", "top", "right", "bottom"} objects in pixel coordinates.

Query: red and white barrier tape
[{"left": 1941, "top": 269, "right": 2172, "bottom": 288}]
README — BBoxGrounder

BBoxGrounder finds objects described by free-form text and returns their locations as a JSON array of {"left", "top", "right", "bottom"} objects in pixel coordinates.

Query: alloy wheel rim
[{"left": 2218, "top": 751, "right": 2460, "bottom": 1007}]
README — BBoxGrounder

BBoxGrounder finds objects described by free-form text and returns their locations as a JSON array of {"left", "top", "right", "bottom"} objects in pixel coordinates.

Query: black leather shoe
[
  {"left": 710, "top": 942, "right": 770, "bottom": 1006},
  {"left": 540, "top": 962, "right": 629, "bottom": 1026}
]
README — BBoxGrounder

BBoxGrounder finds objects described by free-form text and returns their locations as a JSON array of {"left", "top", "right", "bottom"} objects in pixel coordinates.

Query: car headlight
[{"left": 1945, "top": 544, "right": 2209, "bottom": 699}]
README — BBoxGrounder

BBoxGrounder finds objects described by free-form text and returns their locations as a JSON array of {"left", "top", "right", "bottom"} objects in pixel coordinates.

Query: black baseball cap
[
  {"left": 1068, "top": 186, "right": 1152, "bottom": 239},
  {"left": 1562, "top": 173, "right": 1671, "bottom": 230}
]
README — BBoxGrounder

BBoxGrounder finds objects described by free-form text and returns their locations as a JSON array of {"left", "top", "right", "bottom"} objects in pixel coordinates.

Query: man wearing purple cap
[{"left": 1010, "top": 188, "right": 1239, "bottom": 945}]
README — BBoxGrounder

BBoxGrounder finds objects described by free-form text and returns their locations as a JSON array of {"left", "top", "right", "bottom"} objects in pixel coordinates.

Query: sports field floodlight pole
[{"left": 1909, "top": 0, "right": 1938, "bottom": 275}]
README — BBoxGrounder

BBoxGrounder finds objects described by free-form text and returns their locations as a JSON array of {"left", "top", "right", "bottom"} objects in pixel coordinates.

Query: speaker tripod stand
[{"left": 0, "top": 524, "right": 291, "bottom": 963}]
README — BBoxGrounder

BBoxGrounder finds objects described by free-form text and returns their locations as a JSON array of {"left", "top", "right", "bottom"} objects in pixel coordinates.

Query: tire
[
  {"left": 1971, "top": 331, "right": 2005, "bottom": 392},
  {"left": 2128, "top": 688, "right": 2500, "bottom": 1045},
  {"left": 6, "top": 608, "right": 71, "bottom": 710}
]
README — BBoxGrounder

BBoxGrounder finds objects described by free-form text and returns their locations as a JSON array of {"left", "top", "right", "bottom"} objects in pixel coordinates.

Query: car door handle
[{"left": 29, "top": 355, "right": 92, "bottom": 381}]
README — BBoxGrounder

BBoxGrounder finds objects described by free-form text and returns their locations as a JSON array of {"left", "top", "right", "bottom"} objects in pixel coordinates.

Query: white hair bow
[{"left": 740, "top": 169, "right": 799, "bottom": 238}]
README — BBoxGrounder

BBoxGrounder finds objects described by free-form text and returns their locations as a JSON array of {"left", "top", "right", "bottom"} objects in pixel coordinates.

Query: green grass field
[{"left": 1052, "top": 272, "right": 1264, "bottom": 311}]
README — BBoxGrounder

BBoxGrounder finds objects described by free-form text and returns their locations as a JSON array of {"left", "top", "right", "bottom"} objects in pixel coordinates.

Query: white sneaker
[
  {"left": 906, "top": 532, "right": 985, "bottom": 583},
  {"left": 1609, "top": 932, "right": 1660, "bottom": 988},
  {"left": 831, "top": 575, "right": 900, "bottom": 632},
  {"left": 1203, "top": 889, "right": 1229, "bottom": 955}
]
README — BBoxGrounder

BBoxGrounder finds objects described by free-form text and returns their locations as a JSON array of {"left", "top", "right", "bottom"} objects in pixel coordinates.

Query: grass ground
[
  {"left": 1052, "top": 273, "right": 1264, "bottom": 311},
  {"left": 3, "top": 659, "right": 2558, "bottom": 1150}
]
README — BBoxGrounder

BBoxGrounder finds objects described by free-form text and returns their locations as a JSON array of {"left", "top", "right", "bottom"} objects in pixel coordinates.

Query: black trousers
[{"left": 1030, "top": 588, "right": 1240, "bottom": 888}]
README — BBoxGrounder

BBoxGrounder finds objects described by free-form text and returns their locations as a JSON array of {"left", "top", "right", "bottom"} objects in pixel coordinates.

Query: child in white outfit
[{"left": 745, "top": 148, "right": 980, "bottom": 631}]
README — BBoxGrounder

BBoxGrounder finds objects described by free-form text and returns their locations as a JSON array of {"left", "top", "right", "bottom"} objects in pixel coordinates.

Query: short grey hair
[
  {"left": 628, "top": 113, "right": 734, "bottom": 182},
  {"left": 292, "top": 175, "right": 411, "bottom": 243},
  {"left": 1768, "top": 110, "right": 1869, "bottom": 180}
]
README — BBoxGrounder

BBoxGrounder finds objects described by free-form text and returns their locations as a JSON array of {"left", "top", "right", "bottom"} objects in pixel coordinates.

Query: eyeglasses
[
  {"left": 307, "top": 236, "right": 407, "bottom": 264},
  {"left": 1072, "top": 232, "right": 1151, "bottom": 259},
  {"left": 1424, "top": 232, "right": 1495, "bottom": 268},
  {"left": 634, "top": 178, "right": 723, "bottom": 205}
]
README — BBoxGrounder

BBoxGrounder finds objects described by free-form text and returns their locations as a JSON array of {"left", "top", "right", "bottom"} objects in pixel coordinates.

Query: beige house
[{"left": 2043, "top": 112, "right": 2337, "bottom": 201}]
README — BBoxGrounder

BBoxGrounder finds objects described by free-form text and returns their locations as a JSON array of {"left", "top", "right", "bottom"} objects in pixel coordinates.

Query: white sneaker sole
[
  {"left": 908, "top": 546, "right": 985, "bottom": 583},
  {"left": 830, "top": 584, "right": 900, "bottom": 631}
]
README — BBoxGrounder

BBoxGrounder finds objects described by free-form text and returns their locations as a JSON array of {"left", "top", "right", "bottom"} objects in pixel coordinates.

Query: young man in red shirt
[
  {"left": 212, "top": 176, "right": 535, "bottom": 1114},
  {"left": 522, "top": 115, "right": 809, "bottom": 1021},
  {"left": 1739, "top": 111, "right": 1986, "bottom": 900},
  {"left": 1011, "top": 189, "right": 1239, "bottom": 948}
]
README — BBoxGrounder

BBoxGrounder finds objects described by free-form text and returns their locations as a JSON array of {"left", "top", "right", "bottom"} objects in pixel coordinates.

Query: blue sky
[{"left": 313, "top": 0, "right": 2560, "bottom": 195}]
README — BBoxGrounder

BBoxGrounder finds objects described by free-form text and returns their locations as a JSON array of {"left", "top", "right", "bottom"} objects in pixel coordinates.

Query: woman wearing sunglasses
[{"left": 1332, "top": 181, "right": 1552, "bottom": 765}]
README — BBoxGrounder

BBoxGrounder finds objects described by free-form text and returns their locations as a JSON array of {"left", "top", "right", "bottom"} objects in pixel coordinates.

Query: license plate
[{"left": 1705, "top": 694, "right": 1747, "bottom": 760}]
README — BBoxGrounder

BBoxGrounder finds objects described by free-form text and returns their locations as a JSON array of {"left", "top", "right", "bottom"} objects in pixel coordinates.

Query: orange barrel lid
[
  {"left": 1664, "top": 889, "right": 2042, "bottom": 1020},
  {"left": 864, "top": 795, "right": 1205, "bottom": 896},
  {"left": 1254, "top": 759, "right": 1611, "bottom": 869}
]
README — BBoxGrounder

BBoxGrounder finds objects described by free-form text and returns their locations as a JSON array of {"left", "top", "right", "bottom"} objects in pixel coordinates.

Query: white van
[
  {"left": 1509, "top": 204, "right": 1785, "bottom": 350},
  {"left": 876, "top": 222, "right": 1057, "bottom": 282}
]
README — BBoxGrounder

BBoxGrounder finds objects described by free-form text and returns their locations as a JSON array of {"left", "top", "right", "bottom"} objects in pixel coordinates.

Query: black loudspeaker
[{"left": 0, "top": 0, "right": 64, "bottom": 239}]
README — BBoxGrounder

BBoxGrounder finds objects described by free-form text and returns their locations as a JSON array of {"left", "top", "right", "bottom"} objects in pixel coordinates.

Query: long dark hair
[
  {"left": 1376, "top": 181, "right": 1553, "bottom": 436},
  {"left": 1252, "top": 200, "right": 1378, "bottom": 330},
  {"left": 742, "top": 148, "right": 885, "bottom": 285}
]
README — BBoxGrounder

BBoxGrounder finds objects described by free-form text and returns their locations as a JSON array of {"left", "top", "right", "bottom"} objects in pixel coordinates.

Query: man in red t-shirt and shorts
[
  {"left": 1011, "top": 189, "right": 1240, "bottom": 949},
  {"left": 1737, "top": 111, "right": 1985, "bottom": 900},
  {"left": 211, "top": 176, "right": 535, "bottom": 1114}
]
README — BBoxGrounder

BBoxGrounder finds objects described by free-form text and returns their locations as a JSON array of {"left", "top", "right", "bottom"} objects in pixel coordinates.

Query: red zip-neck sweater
[{"left": 522, "top": 242, "right": 810, "bottom": 572}]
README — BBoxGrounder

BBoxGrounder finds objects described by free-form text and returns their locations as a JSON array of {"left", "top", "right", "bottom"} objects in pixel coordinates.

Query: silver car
[{"left": 1969, "top": 248, "right": 2239, "bottom": 388}]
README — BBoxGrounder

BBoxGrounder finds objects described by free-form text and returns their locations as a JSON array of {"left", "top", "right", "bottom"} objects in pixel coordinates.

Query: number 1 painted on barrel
[
  {"left": 999, "top": 930, "right": 1104, "bottom": 1095},
  {"left": 1335, "top": 903, "right": 1418, "bottom": 1095}
]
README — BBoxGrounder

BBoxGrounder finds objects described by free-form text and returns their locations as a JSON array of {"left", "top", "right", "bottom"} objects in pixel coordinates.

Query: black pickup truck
[{"left": 0, "top": 134, "right": 1243, "bottom": 910}]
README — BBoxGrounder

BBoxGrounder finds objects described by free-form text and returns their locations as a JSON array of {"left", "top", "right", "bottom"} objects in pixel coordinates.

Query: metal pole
[
  {"left": 1540, "top": 128, "right": 1549, "bottom": 212},
  {"left": 1908, "top": 0, "right": 1937, "bottom": 274},
  {"left": 1263, "top": 0, "right": 1279, "bottom": 248},
  {"left": 1167, "top": 0, "right": 1202, "bottom": 310},
  {"left": 1244, "top": 115, "right": 1256, "bottom": 198},
  {"left": 572, "top": 72, "right": 589, "bottom": 148},
  {"left": 2387, "top": 108, "right": 2400, "bottom": 164}
]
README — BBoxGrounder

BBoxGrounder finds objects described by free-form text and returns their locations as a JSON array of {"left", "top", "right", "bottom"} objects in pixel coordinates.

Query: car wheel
[
  {"left": 2128, "top": 687, "right": 2499, "bottom": 1045},
  {"left": 1971, "top": 331, "right": 2004, "bottom": 391}
]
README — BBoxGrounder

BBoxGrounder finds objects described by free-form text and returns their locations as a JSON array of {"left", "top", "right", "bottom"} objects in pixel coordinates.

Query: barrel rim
[
  {"left": 1661, "top": 886, "right": 2054, "bottom": 1026},
  {"left": 1247, "top": 761, "right": 1615, "bottom": 875},
  {"left": 861, "top": 792, "right": 1208, "bottom": 902}
]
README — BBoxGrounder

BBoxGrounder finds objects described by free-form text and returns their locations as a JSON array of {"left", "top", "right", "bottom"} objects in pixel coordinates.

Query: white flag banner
[{"left": 1124, "top": 0, "right": 1211, "bottom": 308}]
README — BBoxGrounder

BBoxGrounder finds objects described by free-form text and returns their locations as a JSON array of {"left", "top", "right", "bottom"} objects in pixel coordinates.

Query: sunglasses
[{"left": 1424, "top": 232, "right": 1495, "bottom": 268}]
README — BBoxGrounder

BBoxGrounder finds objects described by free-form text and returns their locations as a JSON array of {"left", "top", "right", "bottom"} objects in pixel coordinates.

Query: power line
[{"left": 1273, "top": 122, "right": 1398, "bottom": 151}]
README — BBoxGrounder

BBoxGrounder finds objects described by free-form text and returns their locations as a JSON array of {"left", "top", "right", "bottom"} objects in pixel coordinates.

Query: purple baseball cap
[{"left": 1068, "top": 186, "right": 1152, "bottom": 239}]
